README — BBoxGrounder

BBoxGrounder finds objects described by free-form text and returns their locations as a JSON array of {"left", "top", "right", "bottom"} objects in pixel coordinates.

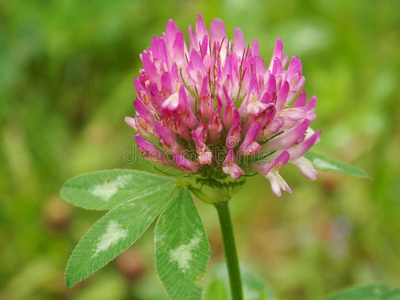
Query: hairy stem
[{"left": 215, "top": 202, "right": 244, "bottom": 300}]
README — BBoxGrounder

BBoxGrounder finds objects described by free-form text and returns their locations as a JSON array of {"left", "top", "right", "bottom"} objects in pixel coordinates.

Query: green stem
[{"left": 215, "top": 202, "right": 244, "bottom": 300}]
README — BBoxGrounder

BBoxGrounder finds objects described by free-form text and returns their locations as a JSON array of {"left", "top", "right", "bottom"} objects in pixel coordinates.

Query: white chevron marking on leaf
[
  {"left": 169, "top": 230, "right": 202, "bottom": 272},
  {"left": 91, "top": 175, "right": 132, "bottom": 201},
  {"left": 93, "top": 220, "right": 127, "bottom": 257}
]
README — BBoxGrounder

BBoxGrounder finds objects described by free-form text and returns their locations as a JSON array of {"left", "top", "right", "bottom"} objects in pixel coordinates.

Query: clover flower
[{"left": 125, "top": 14, "right": 321, "bottom": 197}]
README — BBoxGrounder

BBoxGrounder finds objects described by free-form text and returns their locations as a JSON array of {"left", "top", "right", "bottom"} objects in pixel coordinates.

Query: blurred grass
[{"left": 1, "top": 0, "right": 400, "bottom": 299}]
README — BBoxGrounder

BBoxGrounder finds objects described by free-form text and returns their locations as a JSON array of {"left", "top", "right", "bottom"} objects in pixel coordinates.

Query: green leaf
[
  {"left": 324, "top": 284, "right": 400, "bottom": 300},
  {"left": 205, "top": 277, "right": 229, "bottom": 300},
  {"left": 61, "top": 169, "right": 174, "bottom": 210},
  {"left": 241, "top": 267, "right": 277, "bottom": 300},
  {"left": 304, "top": 152, "right": 370, "bottom": 179},
  {"left": 205, "top": 262, "right": 277, "bottom": 300},
  {"left": 155, "top": 188, "right": 210, "bottom": 300},
  {"left": 65, "top": 184, "right": 176, "bottom": 289}
]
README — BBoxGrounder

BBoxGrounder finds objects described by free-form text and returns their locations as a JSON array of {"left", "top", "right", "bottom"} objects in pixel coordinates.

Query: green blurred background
[{"left": 1, "top": 0, "right": 400, "bottom": 299}]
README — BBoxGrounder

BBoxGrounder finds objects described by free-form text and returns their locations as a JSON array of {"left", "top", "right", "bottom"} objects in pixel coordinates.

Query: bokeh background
[{"left": 1, "top": 0, "right": 400, "bottom": 299}]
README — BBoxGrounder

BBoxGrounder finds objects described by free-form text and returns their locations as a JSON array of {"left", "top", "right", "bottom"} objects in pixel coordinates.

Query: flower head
[{"left": 126, "top": 14, "right": 321, "bottom": 197}]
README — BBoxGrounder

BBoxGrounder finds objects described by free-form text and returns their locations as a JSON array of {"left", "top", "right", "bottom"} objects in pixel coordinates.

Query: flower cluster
[{"left": 125, "top": 14, "right": 321, "bottom": 197}]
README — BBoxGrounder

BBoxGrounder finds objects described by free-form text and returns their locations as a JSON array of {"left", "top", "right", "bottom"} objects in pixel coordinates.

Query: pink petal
[
  {"left": 156, "top": 122, "right": 183, "bottom": 153},
  {"left": 275, "top": 81, "right": 289, "bottom": 112},
  {"left": 288, "top": 130, "right": 322, "bottom": 160},
  {"left": 238, "top": 122, "right": 261, "bottom": 155},
  {"left": 151, "top": 36, "right": 168, "bottom": 65},
  {"left": 260, "top": 117, "right": 284, "bottom": 138},
  {"left": 293, "top": 91, "right": 307, "bottom": 108},
  {"left": 173, "top": 153, "right": 199, "bottom": 173},
  {"left": 226, "top": 110, "right": 242, "bottom": 147},
  {"left": 266, "top": 171, "right": 292, "bottom": 197},
  {"left": 125, "top": 117, "right": 136, "bottom": 129},
  {"left": 269, "top": 38, "right": 288, "bottom": 69},
  {"left": 222, "top": 147, "right": 245, "bottom": 180},
  {"left": 209, "top": 96, "right": 223, "bottom": 143},
  {"left": 192, "top": 130, "right": 212, "bottom": 165},
  {"left": 233, "top": 28, "right": 246, "bottom": 56},
  {"left": 141, "top": 52, "right": 159, "bottom": 86},
  {"left": 196, "top": 13, "right": 208, "bottom": 43},
  {"left": 165, "top": 19, "right": 179, "bottom": 45},
  {"left": 306, "top": 95, "right": 317, "bottom": 111},
  {"left": 264, "top": 119, "right": 311, "bottom": 151},
  {"left": 210, "top": 18, "right": 226, "bottom": 44},
  {"left": 291, "top": 156, "right": 318, "bottom": 180},
  {"left": 135, "top": 134, "right": 172, "bottom": 166},
  {"left": 252, "top": 150, "right": 290, "bottom": 175},
  {"left": 251, "top": 39, "right": 259, "bottom": 57},
  {"left": 187, "top": 49, "right": 207, "bottom": 84},
  {"left": 198, "top": 78, "right": 214, "bottom": 119}
]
